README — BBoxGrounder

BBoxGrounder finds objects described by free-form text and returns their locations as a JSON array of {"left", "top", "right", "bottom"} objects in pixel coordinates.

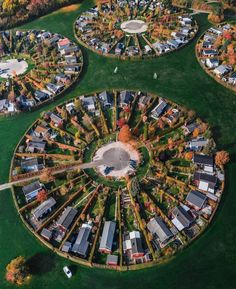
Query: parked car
[{"left": 63, "top": 266, "right": 72, "bottom": 278}]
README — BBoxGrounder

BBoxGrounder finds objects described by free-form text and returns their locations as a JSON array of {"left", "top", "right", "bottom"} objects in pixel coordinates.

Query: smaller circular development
[
  {"left": 121, "top": 20, "right": 148, "bottom": 34},
  {"left": 196, "top": 22, "right": 236, "bottom": 92},
  {"left": 0, "top": 30, "right": 83, "bottom": 115},
  {"left": 94, "top": 141, "right": 140, "bottom": 178},
  {"left": 75, "top": 1, "right": 198, "bottom": 59},
  {"left": 11, "top": 90, "right": 227, "bottom": 271}
]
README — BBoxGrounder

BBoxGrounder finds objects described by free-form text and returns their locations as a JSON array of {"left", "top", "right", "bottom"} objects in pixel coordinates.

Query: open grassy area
[{"left": 0, "top": 1, "right": 236, "bottom": 288}]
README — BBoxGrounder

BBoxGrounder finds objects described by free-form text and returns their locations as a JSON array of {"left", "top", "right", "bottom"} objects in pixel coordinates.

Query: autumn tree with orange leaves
[
  {"left": 5, "top": 256, "right": 30, "bottom": 285},
  {"left": 40, "top": 168, "right": 55, "bottom": 183},
  {"left": 118, "top": 124, "right": 132, "bottom": 143},
  {"left": 215, "top": 151, "right": 230, "bottom": 166},
  {"left": 37, "top": 189, "right": 47, "bottom": 203}
]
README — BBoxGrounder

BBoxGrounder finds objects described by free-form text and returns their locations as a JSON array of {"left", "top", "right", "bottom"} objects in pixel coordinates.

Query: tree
[
  {"left": 40, "top": 168, "right": 55, "bottom": 183},
  {"left": 185, "top": 151, "right": 193, "bottom": 161},
  {"left": 37, "top": 189, "right": 47, "bottom": 203},
  {"left": 118, "top": 124, "right": 132, "bottom": 143},
  {"left": 215, "top": 151, "right": 230, "bottom": 166},
  {"left": 5, "top": 256, "right": 30, "bottom": 285}
]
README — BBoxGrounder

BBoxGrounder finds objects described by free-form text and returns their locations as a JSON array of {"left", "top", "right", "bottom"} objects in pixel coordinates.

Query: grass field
[{"left": 0, "top": 1, "right": 236, "bottom": 288}]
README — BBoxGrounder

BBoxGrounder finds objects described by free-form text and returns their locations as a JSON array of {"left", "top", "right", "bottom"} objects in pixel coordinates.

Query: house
[
  {"left": 186, "top": 138, "right": 209, "bottom": 151},
  {"left": 202, "top": 49, "right": 218, "bottom": 57},
  {"left": 138, "top": 94, "right": 152, "bottom": 110},
  {"left": 119, "top": 90, "right": 133, "bottom": 108},
  {"left": 34, "top": 90, "right": 49, "bottom": 102},
  {"left": 193, "top": 172, "right": 217, "bottom": 193},
  {"left": 57, "top": 38, "right": 71, "bottom": 50},
  {"left": 165, "top": 108, "right": 179, "bottom": 125},
  {"left": 147, "top": 216, "right": 173, "bottom": 245},
  {"left": 205, "top": 58, "right": 219, "bottom": 69},
  {"left": 26, "top": 140, "right": 46, "bottom": 153},
  {"left": 33, "top": 125, "right": 50, "bottom": 138},
  {"left": 152, "top": 42, "right": 170, "bottom": 54},
  {"left": 55, "top": 73, "right": 70, "bottom": 84},
  {"left": 66, "top": 102, "right": 76, "bottom": 115},
  {"left": 49, "top": 112, "right": 63, "bottom": 127},
  {"left": 182, "top": 122, "right": 198, "bottom": 135},
  {"left": 61, "top": 241, "right": 72, "bottom": 253},
  {"left": 80, "top": 95, "right": 96, "bottom": 112},
  {"left": 186, "top": 190, "right": 207, "bottom": 210},
  {"left": 21, "top": 158, "right": 44, "bottom": 172},
  {"left": 172, "top": 206, "right": 194, "bottom": 231},
  {"left": 32, "top": 197, "right": 56, "bottom": 221},
  {"left": 40, "top": 228, "right": 53, "bottom": 241},
  {"left": 144, "top": 45, "right": 152, "bottom": 54},
  {"left": 99, "top": 91, "right": 113, "bottom": 108},
  {"left": 56, "top": 206, "right": 78, "bottom": 232},
  {"left": 123, "top": 231, "right": 144, "bottom": 259},
  {"left": 151, "top": 99, "right": 167, "bottom": 120},
  {"left": 0, "top": 99, "right": 15, "bottom": 113},
  {"left": 99, "top": 221, "right": 116, "bottom": 254},
  {"left": 193, "top": 154, "right": 214, "bottom": 172},
  {"left": 106, "top": 254, "right": 118, "bottom": 266},
  {"left": 167, "top": 39, "right": 179, "bottom": 50},
  {"left": 228, "top": 72, "right": 236, "bottom": 85},
  {"left": 65, "top": 55, "right": 77, "bottom": 64},
  {"left": 71, "top": 223, "right": 92, "bottom": 258},
  {"left": 22, "top": 181, "right": 43, "bottom": 203},
  {"left": 213, "top": 65, "right": 232, "bottom": 77},
  {"left": 60, "top": 45, "right": 78, "bottom": 56},
  {"left": 46, "top": 83, "right": 64, "bottom": 95}
]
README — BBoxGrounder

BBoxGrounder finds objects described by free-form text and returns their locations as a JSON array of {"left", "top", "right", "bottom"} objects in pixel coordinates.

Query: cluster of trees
[{"left": 0, "top": 0, "right": 79, "bottom": 29}]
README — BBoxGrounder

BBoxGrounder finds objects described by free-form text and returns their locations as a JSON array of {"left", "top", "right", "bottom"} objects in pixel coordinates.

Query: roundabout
[{"left": 10, "top": 90, "right": 227, "bottom": 270}]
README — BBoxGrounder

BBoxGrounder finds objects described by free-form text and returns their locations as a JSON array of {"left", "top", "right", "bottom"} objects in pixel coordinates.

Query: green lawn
[{"left": 0, "top": 1, "right": 236, "bottom": 289}]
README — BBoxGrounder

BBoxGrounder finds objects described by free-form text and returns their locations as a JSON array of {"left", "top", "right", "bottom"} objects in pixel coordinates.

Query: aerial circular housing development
[
  {"left": 196, "top": 22, "right": 236, "bottom": 92},
  {"left": 0, "top": 30, "right": 83, "bottom": 115},
  {"left": 11, "top": 90, "right": 225, "bottom": 270},
  {"left": 74, "top": 0, "right": 198, "bottom": 59}
]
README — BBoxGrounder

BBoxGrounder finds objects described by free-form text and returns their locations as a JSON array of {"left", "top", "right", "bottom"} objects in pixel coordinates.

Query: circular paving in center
[
  {"left": 93, "top": 141, "right": 140, "bottom": 178},
  {"left": 121, "top": 20, "right": 148, "bottom": 34},
  {"left": 0, "top": 59, "right": 28, "bottom": 78}
]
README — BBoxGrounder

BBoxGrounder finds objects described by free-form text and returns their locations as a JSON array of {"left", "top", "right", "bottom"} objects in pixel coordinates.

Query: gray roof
[
  {"left": 193, "top": 154, "right": 214, "bottom": 166},
  {"left": 186, "top": 190, "right": 207, "bottom": 209},
  {"left": 147, "top": 216, "right": 173, "bottom": 243},
  {"left": 151, "top": 99, "right": 167, "bottom": 119},
  {"left": 22, "top": 181, "right": 42, "bottom": 196},
  {"left": 57, "top": 206, "right": 78, "bottom": 230},
  {"left": 106, "top": 254, "right": 118, "bottom": 265},
  {"left": 99, "top": 221, "right": 116, "bottom": 252},
  {"left": 172, "top": 206, "right": 194, "bottom": 229},
  {"left": 61, "top": 241, "right": 72, "bottom": 253},
  {"left": 21, "top": 158, "right": 38, "bottom": 168},
  {"left": 72, "top": 224, "right": 91, "bottom": 257},
  {"left": 40, "top": 228, "right": 52, "bottom": 240},
  {"left": 193, "top": 172, "right": 217, "bottom": 185},
  {"left": 32, "top": 197, "right": 56, "bottom": 220},
  {"left": 28, "top": 141, "right": 46, "bottom": 150},
  {"left": 120, "top": 90, "right": 133, "bottom": 105}
]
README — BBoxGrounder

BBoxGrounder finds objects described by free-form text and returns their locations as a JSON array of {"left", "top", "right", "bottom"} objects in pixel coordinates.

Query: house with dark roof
[
  {"left": 56, "top": 206, "right": 78, "bottom": 232},
  {"left": 71, "top": 223, "right": 92, "bottom": 258},
  {"left": 49, "top": 112, "right": 63, "bottom": 127},
  {"left": 40, "top": 228, "right": 52, "bottom": 241},
  {"left": 182, "top": 122, "right": 198, "bottom": 135},
  {"left": 22, "top": 181, "right": 43, "bottom": 203},
  {"left": 193, "top": 154, "right": 214, "bottom": 172},
  {"left": 119, "top": 91, "right": 133, "bottom": 108},
  {"left": 99, "top": 91, "right": 113, "bottom": 108},
  {"left": 150, "top": 99, "right": 167, "bottom": 120},
  {"left": 123, "top": 231, "right": 144, "bottom": 259},
  {"left": 26, "top": 140, "right": 46, "bottom": 153},
  {"left": 147, "top": 216, "right": 173, "bottom": 245},
  {"left": 138, "top": 94, "right": 152, "bottom": 110},
  {"left": 172, "top": 206, "right": 194, "bottom": 231},
  {"left": 186, "top": 190, "right": 207, "bottom": 210},
  {"left": 193, "top": 172, "right": 217, "bottom": 194},
  {"left": 21, "top": 157, "right": 44, "bottom": 172},
  {"left": 99, "top": 221, "right": 116, "bottom": 254},
  {"left": 32, "top": 197, "right": 56, "bottom": 221}
]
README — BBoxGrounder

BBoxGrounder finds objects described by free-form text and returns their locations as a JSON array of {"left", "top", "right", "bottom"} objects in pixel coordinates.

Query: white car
[{"left": 63, "top": 266, "right": 72, "bottom": 278}]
